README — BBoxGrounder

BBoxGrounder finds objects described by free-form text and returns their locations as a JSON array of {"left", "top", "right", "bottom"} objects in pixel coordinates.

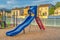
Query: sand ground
[{"left": 0, "top": 25, "right": 60, "bottom": 40}]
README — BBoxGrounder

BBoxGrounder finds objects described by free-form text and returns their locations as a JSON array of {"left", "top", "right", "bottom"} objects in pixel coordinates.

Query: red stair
[{"left": 35, "top": 17, "right": 45, "bottom": 30}]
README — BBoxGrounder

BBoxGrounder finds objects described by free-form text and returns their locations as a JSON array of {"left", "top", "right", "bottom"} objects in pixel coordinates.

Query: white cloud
[
  {"left": 1, "top": 0, "right": 18, "bottom": 9},
  {"left": 7, "top": 1, "right": 12, "bottom": 4},
  {"left": 0, "top": 0, "right": 60, "bottom": 9},
  {"left": 6, "top": 0, "right": 17, "bottom": 5},
  {"left": 0, "top": 5, "right": 6, "bottom": 8}
]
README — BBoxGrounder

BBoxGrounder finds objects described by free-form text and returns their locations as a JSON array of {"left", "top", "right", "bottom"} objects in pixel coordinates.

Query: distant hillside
[
  {"left": 0, "top": 8, "right": 11, "bottom": 13},
  {"left": 55, "top": 2, "right": 60, "bottom": 8}
]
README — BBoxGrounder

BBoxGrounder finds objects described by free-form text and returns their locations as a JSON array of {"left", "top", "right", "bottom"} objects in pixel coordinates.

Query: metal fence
[{"left": 1, "top": 16, "right": 60, "bottom": 27}]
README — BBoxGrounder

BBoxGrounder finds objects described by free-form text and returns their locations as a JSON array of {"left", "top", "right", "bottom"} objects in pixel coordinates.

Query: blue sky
[{"left": 0, "top": 0, "right": 60, "bottom": 9}]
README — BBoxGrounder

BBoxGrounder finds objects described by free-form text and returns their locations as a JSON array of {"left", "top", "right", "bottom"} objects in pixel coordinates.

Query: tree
[
  {"left": 49, "top": 6, "right": 55, "bottom": 15},
  {"left": 55, "top": 2, "right": 60, "bottom": 8}
]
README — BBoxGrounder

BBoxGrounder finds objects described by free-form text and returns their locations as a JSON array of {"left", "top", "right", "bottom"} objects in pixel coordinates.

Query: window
[
  {"left": 43, "top": 12, "right": 47, "bottom": 16},
  {"left": 38, "top": 11, "right": 42, "bottom": 16},
  {"left": 16, "top": 11, "right": 18, "bottom": 16},
  {"left": 0, "top": 14, "right": 1, "bottom": 16},
  {"left": 58, "top": 10, "right": 60, "bottom": 14},
  {"left": 55, "top": 12, "right": 58, "bottom": 14},
  {"left": 20, "top": 9, "right": 24, "bottom": 16},
  {"left": 45, "top": 8, "right": 47, "bottom": 10},
  {"left": 13, "top": 11, "right": 15, "bottom": 16}
]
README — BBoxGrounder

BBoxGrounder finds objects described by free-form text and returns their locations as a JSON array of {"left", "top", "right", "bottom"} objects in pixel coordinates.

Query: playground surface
[{"left": 0, "top": 25, "right": 60, "bottom": 40}]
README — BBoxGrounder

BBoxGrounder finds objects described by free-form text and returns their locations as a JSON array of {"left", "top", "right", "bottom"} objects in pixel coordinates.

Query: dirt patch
[{"left": 0, "top": 26, "right": 60, "bottom": 40}]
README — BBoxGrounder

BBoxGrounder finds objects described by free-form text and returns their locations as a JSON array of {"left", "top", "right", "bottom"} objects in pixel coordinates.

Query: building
[
  {"left": 0, "top": 11, "right": 3, "bottom": 18},
  {"left": 11, "top": 6, "right": 29, "bottom": 18},
  {"left": 0, "top": 10, "right": 11, "bottom": 18},
  {"left": 6, "top": 12, "right": 11, "bottom": 18},
  {"left": 0, "top": 10, "right": 6, "bottom": 20},
  {"left": 38, "top": 4, "right": 53, "bottom": 18},
  {"left": 24, "top": 6, "right": 29, "bottom": 16},
  {"left": 54, "top": 7, "right": 60, "bottom": 16},
  {"left": 11, "top": 8, "right": 25, "bottom": 18}
]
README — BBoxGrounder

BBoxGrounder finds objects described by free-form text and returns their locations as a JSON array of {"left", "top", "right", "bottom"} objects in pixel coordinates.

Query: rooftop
[{"left": 39, "top": 4, "right": 54, "bottom": 7}]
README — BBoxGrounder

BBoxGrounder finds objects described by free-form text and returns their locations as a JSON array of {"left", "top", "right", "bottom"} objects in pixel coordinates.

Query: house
[
  {"left": 11, "top": 6, "right": 29, "bottom": 18},
  {"left": 0, "top": 11, "right": 3, "bottom": 18},
  {"left": 11, "top": 8, "right": 25, "bottom": 18},
  {"left": 0, "top": 10, "right": 6, "bottom": 19},
  {"left": 6, "top": 12, "right": 11, "bottom": 18},
  {"left": 0, "top": 10, "right": 11, "bottom": 18},
  {"left": 37, "top": 4, "right": 53, "bottom": 18},
  {"left": 24, "top": 6, "right": 29, "bottom": 16},
  {"left": 54, "top": 7, "right": 60, "bottom": 16},
  {"left": 0, "top": 10, "right": 10, "bottom": 21}
]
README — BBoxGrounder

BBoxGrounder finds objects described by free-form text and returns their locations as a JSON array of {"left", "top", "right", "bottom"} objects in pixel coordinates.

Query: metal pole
[
  {"left": 15, "top": 13, "right": 17, "bottom": 27},
  {"left": 29, "top": 23, "right": 31, "bottom": 32},
  {"left": 14, "top": 14, "right": 15, "bottom": 27},
  {"left": 13, "top": 15, "right": 15, "bottom": 27},
  {"left": 15, "top": 11, "right": 17, "bottom": 27},
  {"left": 22, "top": 9, "right": 25, "bottom": 34},
  {"left": 2, "top": 10, "right": 3, "bottom": 21},
  {"left": 13, "top": 13, "right": 15, "bottom": 27},
  {"left": 23, "top": 27, "right": 25, "bottom": 34}
]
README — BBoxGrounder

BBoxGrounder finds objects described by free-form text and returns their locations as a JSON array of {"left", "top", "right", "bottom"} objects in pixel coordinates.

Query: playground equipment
[
  {"left": 6, "top": 6, "right": 45, "bottom": 36},
  {"left": 35, "top": 17, "right": 45, "bottom": 30},
  {"left": 0, "top": 20, "right": 6, "bottom": 28}
]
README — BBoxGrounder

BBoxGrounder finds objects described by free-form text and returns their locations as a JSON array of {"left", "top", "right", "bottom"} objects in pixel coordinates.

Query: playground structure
[
  {"left": 6, "top": 6, "right": 45, "bottom": 36},
  {"left": 0, "top": 15, "right": 10, "bottom": 28},
  {"left": 0, "top": 20, "right": 6, "bottom": 28}
]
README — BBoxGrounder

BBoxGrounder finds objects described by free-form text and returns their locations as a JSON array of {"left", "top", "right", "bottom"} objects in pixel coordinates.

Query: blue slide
[{"left": 6, "top": 6, "right": 37, "bottom": 36}]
